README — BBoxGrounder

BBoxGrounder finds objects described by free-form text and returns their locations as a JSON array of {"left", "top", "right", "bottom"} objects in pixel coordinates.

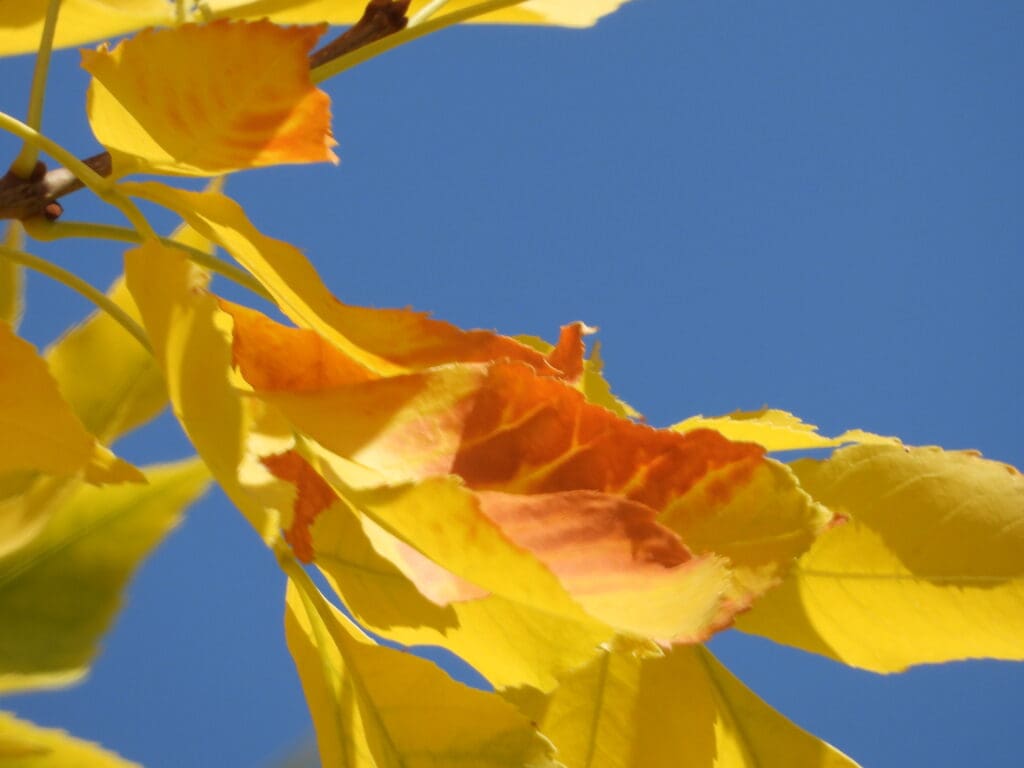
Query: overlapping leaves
[
  {"left": 0, "top": 0, "right": 636, "bottom": 56},
  {"left": 2, "top": 3, "right": 1022, "bottom": 766}
]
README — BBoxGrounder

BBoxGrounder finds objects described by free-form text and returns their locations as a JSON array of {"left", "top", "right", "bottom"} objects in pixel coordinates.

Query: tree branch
[{"left": 0, "top": 0, "right": 409, "bottom": 222}]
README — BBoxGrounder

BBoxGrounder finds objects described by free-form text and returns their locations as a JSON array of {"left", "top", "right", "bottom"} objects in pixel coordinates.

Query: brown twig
[
  {"left": 309, "top": 0, "right": 410, "bottom": 69},
  {"left": 0, "top": 0, "right": 410, "bottom": 222}
]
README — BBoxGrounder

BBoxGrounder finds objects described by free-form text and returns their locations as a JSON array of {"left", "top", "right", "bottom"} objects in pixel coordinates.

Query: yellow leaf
[
  {"left": 83, "top": 21, "right": 336, "bottom": 176},
  {"left": 307, "top": 490, "right": 610, "bottom": 690},
  {"left": 0, "top": 322, "right": 97, "bottom": 477},
  {"left": 0, "top": 711, "right": 138, "bottom": 766},
  {"left": 736, "top": 445, "right": 1024, "bottom": 671},
  {"left": 318, "top": 472, "right": 613, "bottom": 636},
  {"left": 125, "top": 184, "right": 582, "bottom": 379},
  {"left": 0, "top": 0, "right": 170, "bottom": 57},
  {"left": 123, "top": 240, "right": 279, "bottom": 542},
  {"left": 0, "top": 0, "right": 634, "bottom": 56},
  {"left": 0, "top": 475, "right": 75, "bottom": 561},
  {"left": 658, "top": 458, "right": 831, "bottom": 609},
  {"left": 0, "top": 459, "right": 209, "bottom": 694},
  {"left": 284, "top": 579, "right": 561, "bottom": 767},
  {"left": 510, "top": 641, "right": 858, "bottom": 768},
  {"left": 215, "top": 0, "right": 635, "bottom": 29},
  {"left": 673, "top": 408, "right": 898, "bottom": 452},
  {"left": 46, "top": 277, "right": 166, "bottom": 444}
]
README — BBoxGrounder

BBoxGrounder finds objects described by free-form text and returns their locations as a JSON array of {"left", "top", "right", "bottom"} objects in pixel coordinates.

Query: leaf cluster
[{"left": 1, "top": 2, "right": 1021, "bottom": 766}]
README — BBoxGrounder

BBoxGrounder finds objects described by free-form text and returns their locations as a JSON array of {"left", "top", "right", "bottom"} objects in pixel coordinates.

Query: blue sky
[{"left": 3, "top": 1, "right": 1023, "bottom": 765}]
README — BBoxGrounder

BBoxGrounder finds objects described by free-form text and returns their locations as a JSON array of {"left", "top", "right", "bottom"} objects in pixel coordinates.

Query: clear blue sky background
[{"left": 3, "top": 1, "right": 1023, "bottom": 766}]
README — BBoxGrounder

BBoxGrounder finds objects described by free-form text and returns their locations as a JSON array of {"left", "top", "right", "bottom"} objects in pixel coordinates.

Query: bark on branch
[{"left": 0, "top": 0, "right": 409, "bottom": 222}]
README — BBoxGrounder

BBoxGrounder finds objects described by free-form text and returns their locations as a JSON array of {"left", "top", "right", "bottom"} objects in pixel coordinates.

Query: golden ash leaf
[
  {"left": 82, "top": 20, "right": 336, "bottom": 176},
  {"left": 737, "top": 444, "right": 1024, "bottom": 671},
  {"left": 226, "top": 308, "right": 829, "bottom": 642},
  {"left": 221, "top": 0, "right": 636, "bottom": 29},
  {"left": 0, "top": 322, "right": 140, "bottom": 484},
  {"left": 123, "top": 184, "right": 589, "bottom": 381}
]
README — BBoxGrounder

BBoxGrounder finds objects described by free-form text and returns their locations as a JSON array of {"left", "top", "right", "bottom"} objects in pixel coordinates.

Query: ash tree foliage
[{"left": 0, "top": 1, "right": 1021, "bottom": 766}]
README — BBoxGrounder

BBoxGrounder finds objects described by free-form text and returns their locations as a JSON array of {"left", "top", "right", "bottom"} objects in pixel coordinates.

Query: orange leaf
[
  {"left": 82, "top": 20, "right": 336, "bottom": 176},
  {"left": 451, "top": 364, "right": 763, "bottom": 506},
  {"left": 218, "top": 298, "right": 582, "bottom": 383},
  {"left": 224, "top": 301, "right": 376, "bottom": 390}
]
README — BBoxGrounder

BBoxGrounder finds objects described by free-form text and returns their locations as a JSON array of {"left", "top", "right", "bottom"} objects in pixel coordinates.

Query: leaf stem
[
  {"left": 278, "top": 550, "right": 347, "bottom": 712},
  {"left": 24, "top": 218, "right": 275, "bottom": 302},
  {"left": 0, "top": 112, "right": 109, "bottom": 193},
  {"left": 0, "top": 112, "right": 161, "bottom": 238},
  {"left": 408, "top": 0, "right": 452, "bottom": 27},
  {"left": 0, "top": 244, "right": 152, "bottom": 354},
  {"left": 311, "top": 0, "right": 529, "bottom": 82},
  {"left": 9, "top": 0, "right": 62, "bottom": 179}
]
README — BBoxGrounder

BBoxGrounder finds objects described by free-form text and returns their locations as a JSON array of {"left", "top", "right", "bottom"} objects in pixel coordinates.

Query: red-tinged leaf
[
  {"left": 475, "top": 490, "right": 734, "bottom": 641},
  {"left": 226, "top": 306, "right": 830, "bottom": 620},
  {"left": 544, "top": 321, "right": 595, "bottom": 384},
  {"left": 265, "top": 449, "right": 486, "bottom": 603},
  {"left": 82, "top": 21, "right": 336, "bottom": 176},
  {"left": 262, "top": 451, "right": 338, "bottom": 562},
  {"left": 263, "top": 429, "right": 734, "bottom": 641}
]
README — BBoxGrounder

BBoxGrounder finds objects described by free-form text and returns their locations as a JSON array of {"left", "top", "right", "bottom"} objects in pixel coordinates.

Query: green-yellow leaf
[
  {"left": 509, "top": 641, "right": 858, "bottom": 768},
  {"left": 0, "top": 711, "right": 138, "bottom": 766},
  {"left": 0, "top": 459, "right": 209, "bottom": 693},
  {"left": 83, "top": 21, "right": 336, "bottom": 177},
  {"left": 46, "top": 277, "right": 166, "bottom": 444},
  {"left": 737, "top": 445, "right": 1024, "bottom": 671},
  {"left": 284, "top": 578, "right": 561, "bottom": 767}
]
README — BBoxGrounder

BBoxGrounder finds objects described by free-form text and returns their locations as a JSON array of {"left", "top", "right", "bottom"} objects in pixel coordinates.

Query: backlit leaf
[
  {"left": 673, "top": 409, "right": 897, "bottom": 452},
  {"left": 0, "top": 322, "right": 101, "bottom": 477},
  {"left": 737, "top": 445, "right": 1024, "bottom": 671},
  {"left": 284, "top": 579, "right": 561, "bottom": 767},
  {"left": 123, "top": 240, "right": 279, "bottom": 542},
  {"left": 83, "top": 21, "right": 336, "bottom": 176},
  {"left": 0, "top": 0, "right": 635, "bottom": 56},
  {"left": 228, "top": 304, "right": 831, "bottom": 638},
  {"left": 263, "top": 397, "right": 737, "bottom": 642},
  {"left": 0, "top": 459, "right": 209, "bottom": 693},
  {"left": 308, "top": 498, "right": 611, "bottom": 689},
  {"left": 121, "top": 183, "right": 580, "bottom": 378},
  {"left": 508, "top": 641, "right": 858, "bottom": 768},
  {"left": 46, "top": 277, "right": 165, "bottom": 444},
  {"left": 0, "top": 712, "right": 137, "bottom": 766},
  {"left": 214, "top": 0, "right": 636, "bottom": 29},
  {"left": 0, "top": 0, "right": 169, "bottom": 56}
]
